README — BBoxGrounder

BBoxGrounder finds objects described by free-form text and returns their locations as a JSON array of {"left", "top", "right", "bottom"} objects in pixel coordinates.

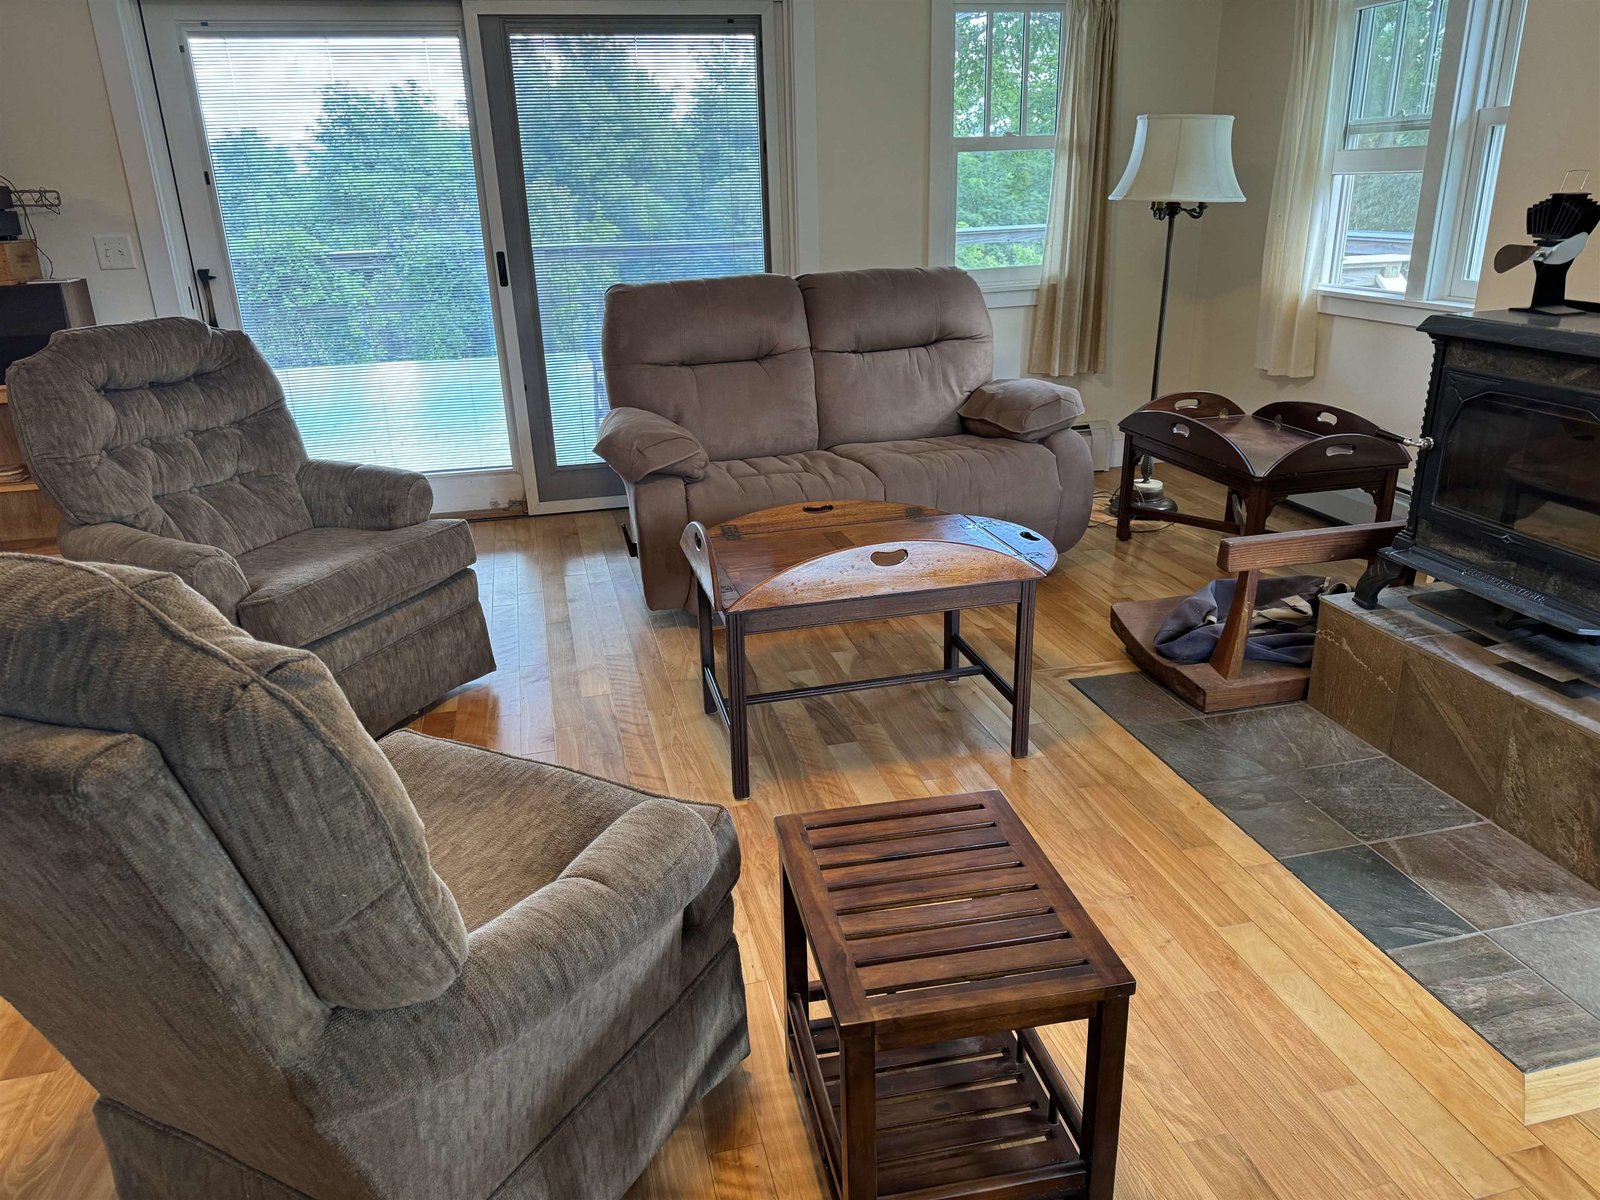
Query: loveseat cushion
[
  {"left": 959, "top": 378, "right": 1085, "bottom": 441},
  {"left": 831, "top": 435, "right": 1062, "bottom": 536},
  {"left": 602, "top": 275, "right": 818, "bottom": 462},
  {"left": 800, "top": 267, "right": 994, "bottom": 447},
  {"left": 236, "top": 519, "right": 476, "bottom": 648},
  {"left": 684, "top": 451, "right": 885, "bottom": 526}
]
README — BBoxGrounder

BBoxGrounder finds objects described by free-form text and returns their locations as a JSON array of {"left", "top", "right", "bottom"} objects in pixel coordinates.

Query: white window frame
[
  {"left": 928, "top": 0, "right": 1064, "bottom": 304},
  {"left": 1317, "top": 0, "right": 1525, "bottom": 321}
]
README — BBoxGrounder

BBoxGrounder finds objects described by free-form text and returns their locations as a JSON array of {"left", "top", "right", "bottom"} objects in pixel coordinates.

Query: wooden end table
[
  {"left": 1117, "top": 393, "right": 1411, "bottom": 541},
  {"left": 777, "top": 790, "right": 1136, "bottom": 1199},
  {"left": 682, "top": 501, "right": 1057, "bottom": 800}
]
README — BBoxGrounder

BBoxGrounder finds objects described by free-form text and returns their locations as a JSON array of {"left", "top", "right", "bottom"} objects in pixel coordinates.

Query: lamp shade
[{"left": 1109, "top": 114, "right": 1245, "bottom": 204}]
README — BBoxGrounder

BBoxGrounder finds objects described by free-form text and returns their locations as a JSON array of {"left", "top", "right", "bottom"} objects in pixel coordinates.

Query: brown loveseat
[{"left": 595, "top": 267, "right": 1093, "bottom": 611}]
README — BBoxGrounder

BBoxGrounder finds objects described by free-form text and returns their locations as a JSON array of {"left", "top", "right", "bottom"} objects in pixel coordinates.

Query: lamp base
[
  {"left": 1110, "top": 474, "right": 1180, "bottom": 517},
  {"left": 1133, "top": 475, "right": 1179, "bottom": 513}
]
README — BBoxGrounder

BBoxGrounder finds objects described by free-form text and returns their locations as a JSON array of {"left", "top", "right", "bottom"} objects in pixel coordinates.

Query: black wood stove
[{"left": 1357, "top": 310, "right": 1600, "bottom": 636}]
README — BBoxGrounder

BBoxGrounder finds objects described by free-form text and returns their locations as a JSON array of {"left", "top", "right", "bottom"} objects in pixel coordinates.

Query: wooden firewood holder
[{"left": 1111, "top": 521, "right": 1408, "bottom": 712}]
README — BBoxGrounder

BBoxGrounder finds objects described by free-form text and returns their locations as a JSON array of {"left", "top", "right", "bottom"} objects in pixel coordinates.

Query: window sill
[
  {"left": 979, "top": 282, "right": 1040, "bottom": 309},
  {"left": 1316, "top": 287, "right": 1471, "bottom": 328}
]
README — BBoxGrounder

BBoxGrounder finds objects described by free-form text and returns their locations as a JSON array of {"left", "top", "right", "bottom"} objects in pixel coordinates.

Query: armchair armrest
[
  {"left": 58, "top": 523, "right": 249, "bottom": 620},
  {"left": 302, "top": 798, "right": 717, "bottom": 1107},
  {"left": 594, "top": 407, "right": 709, "bottom": 483},
  {"left": 297, "top": 459, "right": 433, "bottom": 530},
  {"left": 959, "top": 378, "right": 1085, "bottom": 442}
]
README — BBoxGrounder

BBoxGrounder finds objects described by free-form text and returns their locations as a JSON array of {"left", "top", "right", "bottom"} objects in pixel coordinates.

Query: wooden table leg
[
  {"left": 727, "top": 611, "right": 750, "bottom": 799},
  {"left": 1081, "top": 997, "right": 1129, "bottom": 1200},
  {"left": 1375, "top": 469, "right": 1399, "bottom": 521},
  {"left": 698, "top": 581, "right": 717, "bottom": 715},
  {"left": 1011, "top": 580, "right": 1037, "bottom": 757},
  {"left": 1243, "top": 482, "right": 1273, "bottom": 536},
  {"left": 943, "top": 609, "right": 960, "bottom": 672},
  {"left": 1116, "top": 440, "right": 1137, "bottom": 541},
  {"left": 781, "top": 868, "right": 806, "bottom": 1077},
  {"left": 839, "top": 1026, "right": 878, "bottom": 1200}
]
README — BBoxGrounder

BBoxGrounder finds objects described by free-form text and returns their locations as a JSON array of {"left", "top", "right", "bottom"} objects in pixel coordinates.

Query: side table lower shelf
[{"left": 788, "top": 989, "right": 1089, "bottom": 1199}]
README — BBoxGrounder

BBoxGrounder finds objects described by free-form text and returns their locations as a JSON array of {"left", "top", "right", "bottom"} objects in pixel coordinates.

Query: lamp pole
[{"left": 1122, "top": 200, "right": 1208, "bottom": 515}]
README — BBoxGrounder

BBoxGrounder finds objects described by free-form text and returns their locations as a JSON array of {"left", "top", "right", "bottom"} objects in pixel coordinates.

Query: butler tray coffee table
[
  {"left": 682, "top": 501, "right": 1056, "bottom": 799},
  {"left": 778, "top": 790, "right": 1136, "bottom": 1199}
]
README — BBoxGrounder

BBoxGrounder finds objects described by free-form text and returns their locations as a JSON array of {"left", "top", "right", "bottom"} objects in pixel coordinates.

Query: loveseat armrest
[
  {"left": 595, "top": 407, "right": 710, "bottom": 483},
  {"left": 302, "top": 798, "right": 718, "bottom": 1106},
  {"left": 959, "top": 378, "right": 1085, "bottom": 442},
  {"left": 58, "top": 522, "right": 250, "bottom": 620},
  {"left": 298, "top": 459, "right": 433, "bottom": 531}
]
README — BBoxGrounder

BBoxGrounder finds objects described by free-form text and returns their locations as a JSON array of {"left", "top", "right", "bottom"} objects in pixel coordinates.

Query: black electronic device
[
  {"left": 0, "top": 187, "right": 20, "bottom": 241},
  {"left": 0, "top": 279, "right": 95, "bottom": 376}
]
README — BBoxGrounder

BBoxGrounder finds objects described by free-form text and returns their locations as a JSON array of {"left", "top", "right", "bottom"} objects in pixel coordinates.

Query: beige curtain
[
  {"left": 1255, "top": 0, "right": 1340, "bottom": 378},
  {"left": 1028, "top": 0, "right": 1118, "bottom": 378}
]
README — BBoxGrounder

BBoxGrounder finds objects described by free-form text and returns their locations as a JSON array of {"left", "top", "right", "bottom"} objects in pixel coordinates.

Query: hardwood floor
[{"left": 3, "top": 469, "right": 1599, "bottom": 1199}]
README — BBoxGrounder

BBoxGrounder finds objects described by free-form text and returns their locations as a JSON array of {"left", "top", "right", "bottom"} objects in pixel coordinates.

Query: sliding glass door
[
  {"left": 147, "top": 3, "right": 521, "bottom": 513},
  {"left": 480, "top": 13, "right": 774, "bottom": 500},
  {"left": 145, "top": 1, "right": 789, "bottom": 510}
]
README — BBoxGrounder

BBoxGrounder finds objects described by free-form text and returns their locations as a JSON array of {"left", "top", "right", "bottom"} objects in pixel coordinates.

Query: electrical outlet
[{"left": 94, "top": 234, "right": 136, "bottom": 271}]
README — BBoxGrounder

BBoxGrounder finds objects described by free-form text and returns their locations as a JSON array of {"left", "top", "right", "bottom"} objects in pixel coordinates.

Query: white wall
[
  {"left": 0, "top": 0, "right": 157, "bottom": 324},
  {"left": 813, "top": 0, "right": 933, "bottom": 269}
]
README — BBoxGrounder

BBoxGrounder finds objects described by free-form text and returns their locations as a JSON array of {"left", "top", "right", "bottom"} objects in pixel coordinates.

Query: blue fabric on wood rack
[{"left": 1156, "top": 575, "right": 1345, "bottom": 665}]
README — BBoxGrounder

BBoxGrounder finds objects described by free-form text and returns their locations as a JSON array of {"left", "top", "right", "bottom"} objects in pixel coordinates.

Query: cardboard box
[{"left": 0, "top": 241, "right": 43, "bottom": 285}]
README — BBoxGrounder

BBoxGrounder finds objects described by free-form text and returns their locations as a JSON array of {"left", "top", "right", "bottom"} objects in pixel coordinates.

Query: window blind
[
  {"left": 506, "top": 25, "right": 767, "bottom": 467},
  {"left": 187, "top": 34, "right": 514, "bottom": 474}
]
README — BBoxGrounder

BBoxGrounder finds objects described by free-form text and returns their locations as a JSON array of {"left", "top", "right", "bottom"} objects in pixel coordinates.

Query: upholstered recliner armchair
[
  {"left": 0, "top": 553, "right": 746, "bottom": 1200},
  {"left": 595, "top": 266, "right": 1094, "bottom": 611},
  {"left": 4, "top": 317, "right": 494, "bottom": 732}
]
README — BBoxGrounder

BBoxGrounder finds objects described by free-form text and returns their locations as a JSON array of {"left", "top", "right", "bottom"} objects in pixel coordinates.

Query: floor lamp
[{"left": 1109, "top": 114, "right": 1245, "bottom": 514}]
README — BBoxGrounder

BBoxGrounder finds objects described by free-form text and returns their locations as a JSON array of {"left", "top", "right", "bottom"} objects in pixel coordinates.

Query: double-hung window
[
  {"left": 931, "top": 4, "right": 1064, "bottom": 294},
  {"left": 1322, "top": 0, "right": 1525, "bottom": 305}
]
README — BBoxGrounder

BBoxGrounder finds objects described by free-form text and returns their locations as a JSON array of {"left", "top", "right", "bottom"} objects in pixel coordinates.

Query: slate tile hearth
[
  {"left": 1073, "top": 670, "right": 1600, "bottom": 1074},
  {"left": 1376, "top": 823, "right": 1600, "bottom": 930},
  {"left": 1390, "top": 937, "right": 1600, "bottom": 1072},
  {"left": 1284, "top": 846, "right": 1475, "bottom": 951},
  {"left": 1491, "top": 910, "right": 1600, "bottom": 1022},
  {"left": 1198, "top": 778, "right": 1360, "bottom": 858},
  {"left": 1281, "top": 758, "right": 1479, "bottom": 841}
]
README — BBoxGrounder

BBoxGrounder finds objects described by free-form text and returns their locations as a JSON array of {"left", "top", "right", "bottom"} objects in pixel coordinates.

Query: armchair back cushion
[
  {"left": 602, "top": 274, "right": 817, "bottom": 461},
  {"left": 6, "top": 317, "right": 312, "bottom": 555},
  {"left": 0, "top": 554, "right": 468, "bottom": 1010},
  {"left": 800, "top": 266, "right": 995, "bottom": 447}
]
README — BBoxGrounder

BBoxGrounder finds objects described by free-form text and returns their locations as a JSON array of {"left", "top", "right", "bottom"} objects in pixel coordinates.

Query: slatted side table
[{"left": 777, "top": 790, "right": 1136, "bottom": 1200}]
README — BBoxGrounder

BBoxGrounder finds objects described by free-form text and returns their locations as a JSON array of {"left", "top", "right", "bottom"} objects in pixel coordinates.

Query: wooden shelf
[{"left": 0, "top": 479, "right": 38, "bottom": 494}]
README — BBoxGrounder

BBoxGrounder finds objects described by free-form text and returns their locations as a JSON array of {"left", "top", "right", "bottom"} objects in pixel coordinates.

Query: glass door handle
[{"left": 195, "top": 268, "right": 220, "bottom": 328}]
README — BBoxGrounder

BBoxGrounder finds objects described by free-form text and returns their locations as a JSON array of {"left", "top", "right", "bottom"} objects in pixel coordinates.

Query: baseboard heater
[{"left": 1074, "top": 420, "right": 1115, "bottom": 472}]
